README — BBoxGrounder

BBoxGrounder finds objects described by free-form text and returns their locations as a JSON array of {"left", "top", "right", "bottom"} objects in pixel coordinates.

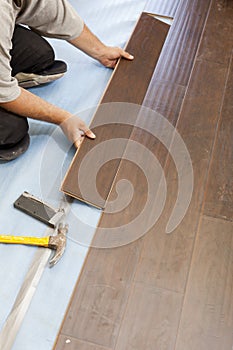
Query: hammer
[{"left": 0, "top": 223, "right": 68, "bottom": 267}]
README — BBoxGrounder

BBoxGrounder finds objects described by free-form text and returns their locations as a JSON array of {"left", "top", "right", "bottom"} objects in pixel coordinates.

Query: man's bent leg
[
  {"left": 10, "top": 25, "right": 67, "bottom": 88},
  {"left": 1, "top": 26, "right": 67, "bottom": 161},
  {"left": 0, "top": 107, "right": 29, "bottom": 161}
]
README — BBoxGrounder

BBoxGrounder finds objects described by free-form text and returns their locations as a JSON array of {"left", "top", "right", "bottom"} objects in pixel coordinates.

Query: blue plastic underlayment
[{"left": 0, "top": 0, "right": 149, "bottom": 349}]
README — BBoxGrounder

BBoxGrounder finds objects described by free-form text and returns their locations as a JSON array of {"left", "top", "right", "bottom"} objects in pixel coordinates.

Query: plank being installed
[{"left": 61, "top": 12, "right": 170, "bottom": 208}]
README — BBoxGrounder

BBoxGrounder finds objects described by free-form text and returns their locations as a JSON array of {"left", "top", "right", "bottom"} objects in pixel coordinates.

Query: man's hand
[
  {"left": 61, "top": 115, "right": 95, "bottom": 148},
  {"left": 0, "top": 88, "right": 95, "bottom": 148},
  {"left": 69, "top": 24, "right": 134, "bottom": 69},
  {"left": 96, "top": 46, "right": 134, "bottom": 68}
]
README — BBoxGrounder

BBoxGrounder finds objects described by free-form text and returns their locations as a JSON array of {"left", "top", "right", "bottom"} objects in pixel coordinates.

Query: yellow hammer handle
[{"left": 0, "top": 235, "right": 50, "bottom": 247}]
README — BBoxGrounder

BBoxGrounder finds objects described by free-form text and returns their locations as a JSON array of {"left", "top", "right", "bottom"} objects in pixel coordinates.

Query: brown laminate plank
[
  {"left": 141, "top": 0, "right": 212, "bottom": 170},
  {"left": 140, "top": 81, "right": 186, "bottom": 125},
  {"left": 197, "top": 0, "right": 233, "bottom": 65},
  {"left": 175, "top": 216, "right": 233, "bottom": 350},
  {"left": 203, "top": 53, "right": 233, "bottom": 221},
  {"left": 144, "top": 0, "right": 212, "bottom": 91},
  {"left": 55, "top": 335, "right": 111, "bottom": 350},
  {"left": 115, "top": 283, "right": 183, "bottom": 350},
  {"left": 61, "top": 13, "right": 170, "bottom": 208},
  {"left": 59, "top": 242, "right": 142, "bottom": 348}
]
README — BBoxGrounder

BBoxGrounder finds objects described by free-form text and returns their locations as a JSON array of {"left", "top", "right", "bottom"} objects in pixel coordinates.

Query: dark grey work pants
[{"left": 0, "top": 25, "right": 55, "bottom": 152}]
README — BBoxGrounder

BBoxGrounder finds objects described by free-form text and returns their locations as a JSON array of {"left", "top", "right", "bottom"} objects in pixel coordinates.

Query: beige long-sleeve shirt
[{"left": 0, "top": 0, "right": 84, "bottom": 102}]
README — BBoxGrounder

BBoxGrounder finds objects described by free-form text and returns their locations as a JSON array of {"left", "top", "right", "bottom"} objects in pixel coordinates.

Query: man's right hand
[
  {"left": 0, "top": 88, "right": 95, "bottom": 148},
  {"left": 61, "top": 115, "right": 96, "bottom": 148}
]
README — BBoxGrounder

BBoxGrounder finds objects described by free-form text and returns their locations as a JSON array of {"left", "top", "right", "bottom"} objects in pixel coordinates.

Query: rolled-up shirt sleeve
[
  {"left": 0, "top": 0, "right": 84, "bottom": 103},
  {"left": 0, "top": 2, "right": 20, "bottom": 103},
  {"left": 18, "top": 0, "right": 84, "bottom": 40}
]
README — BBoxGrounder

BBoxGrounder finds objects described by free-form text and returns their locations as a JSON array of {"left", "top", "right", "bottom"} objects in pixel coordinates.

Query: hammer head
[{"left": 48, "top": 223, "right": 68, "bottom": 267}]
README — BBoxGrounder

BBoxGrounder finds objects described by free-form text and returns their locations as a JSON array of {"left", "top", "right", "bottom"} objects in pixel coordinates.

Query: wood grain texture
[
  {"left": 54, "top": 335, "right": 110, "bottom": 350},
  {"left": 54, "top": 1, "right": 233, "bottom": 349},
  {"left": 144, "top": 0, "right": 211, "bottom": 88},
  {"left": 102, "top": 59, "right": 228, "bottom": 293},
  {"left": 197, "top": 0, "right": 233, "bottom": 65},
  {"left": 57, "top": 36, "right": 228, "bottom": 350},
  {"left": 59, "top": 242, "right": 142, "bottom": 348},
  {"left": 115, "top": 283, "right": 183, "bottom": 350},
  {"left": 61, "top": 13, "right": 170, "bottom": 208},
  {"left": 175, "top": 216, "right": 233, "bottom": 350},
  {"left": 203, "top": 56, "right": 233, "bottom": 221},
  {"left": 142, "top": 81, "right": 186, "bottom": 124}
]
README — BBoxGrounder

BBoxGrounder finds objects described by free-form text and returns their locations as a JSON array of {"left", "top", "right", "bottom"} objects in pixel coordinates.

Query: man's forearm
[
  {"left": 68, "top": 24, "right": 106, "bottom": 60},
  {"left": 0, "top": 88, "right": 71, "bottom": 124},
  {"left": 0, "top": 88, "right": 95, "bottom": 146},
  {"left": 68, "top": 24, "right": 133, "bottom": 68}
]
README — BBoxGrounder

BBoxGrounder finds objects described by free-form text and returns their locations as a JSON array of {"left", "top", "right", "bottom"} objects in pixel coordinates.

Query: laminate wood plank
[
  {"left": 140, "top": 0, "right": 212, "bottom": 170},
  {"left": 141, "top": 81, "right": 186, "bottom": 124},
  {"left": 100, "top": 59, "right": 228, "bottom": 292},
  {"left": 175, "top": 216, "right": 233, "bottom": 350},
  {"left": 142, "top": 0, "right": 211, "bottom": 162},
  {"left": 203, "top": 54, "right": 233, "bottom": 221},
  {"left": 59, "top": 242, "right": 142, "bottom": 348},
  {"left": 144, "top": 0, "right": 212, "bottom": 89},
  {"left": 54, "top": 335, "right": 111, "bottom": 350},
  {"left": 115, "top": 283, "right": 183, "bottom": 350},
  {"left": 61, "top": 13, "right": 170, "bottom": 208},
  {"left": 197, "top": 0, "right": 233, "bottom": 65}
]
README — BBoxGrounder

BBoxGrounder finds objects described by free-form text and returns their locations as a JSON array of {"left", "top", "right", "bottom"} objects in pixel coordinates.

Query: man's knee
[
  {"left": 0, "top": 107, "right": 30, "bottom": 161},
  {"left": 0, "top": 107, "right": 29, "bottom": 147},
  {"left": 10, "top": 25, "right": 55, "bottom": 76}
]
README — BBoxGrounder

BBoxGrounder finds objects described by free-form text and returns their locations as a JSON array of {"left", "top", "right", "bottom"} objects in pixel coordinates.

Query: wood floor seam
[
  {"left": 102, "top": 241, "right": 145, "bottom": 349},
  {"left": 169, "top": 0, "right": 213, "bottom": 131},
  {"left": 111, "top": 277, "right": 141, "bottom": 349},
  {"left": 201, "top": 51, "right": 233, "bottom": 218},
  {"left": 196, "top": 56, "right": 233, "bottom": 66},
  {"left": 59, "top": 335, "right": 112, "bottom": 350},
  {"left": 174, "top": 217, "right": 233, "bottom": 349},
  {"left": 202, "top": 213, "right": 233, "bottom": 224},
  {"left": 132, "top": 280, "right": 185, "bottom": 296},
  {"left": 173, "top": 216, "right": 213, "bottom": 349}
]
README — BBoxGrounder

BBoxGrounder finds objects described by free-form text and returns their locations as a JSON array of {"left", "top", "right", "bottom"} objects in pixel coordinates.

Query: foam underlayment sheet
[{"left": 0, "top": 0, "right": 148, "bottom": 349}]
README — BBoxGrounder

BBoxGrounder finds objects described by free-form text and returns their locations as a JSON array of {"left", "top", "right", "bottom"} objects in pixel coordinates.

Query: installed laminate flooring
[
  {"left": 175, "top": 216, "right": 233, "bottom": 350},
  {"left": 203, "top": 53, "right": 233, "bottom": 221},
  {"left": 54, "top": 0, "right": 233, "bottom": 349}
]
